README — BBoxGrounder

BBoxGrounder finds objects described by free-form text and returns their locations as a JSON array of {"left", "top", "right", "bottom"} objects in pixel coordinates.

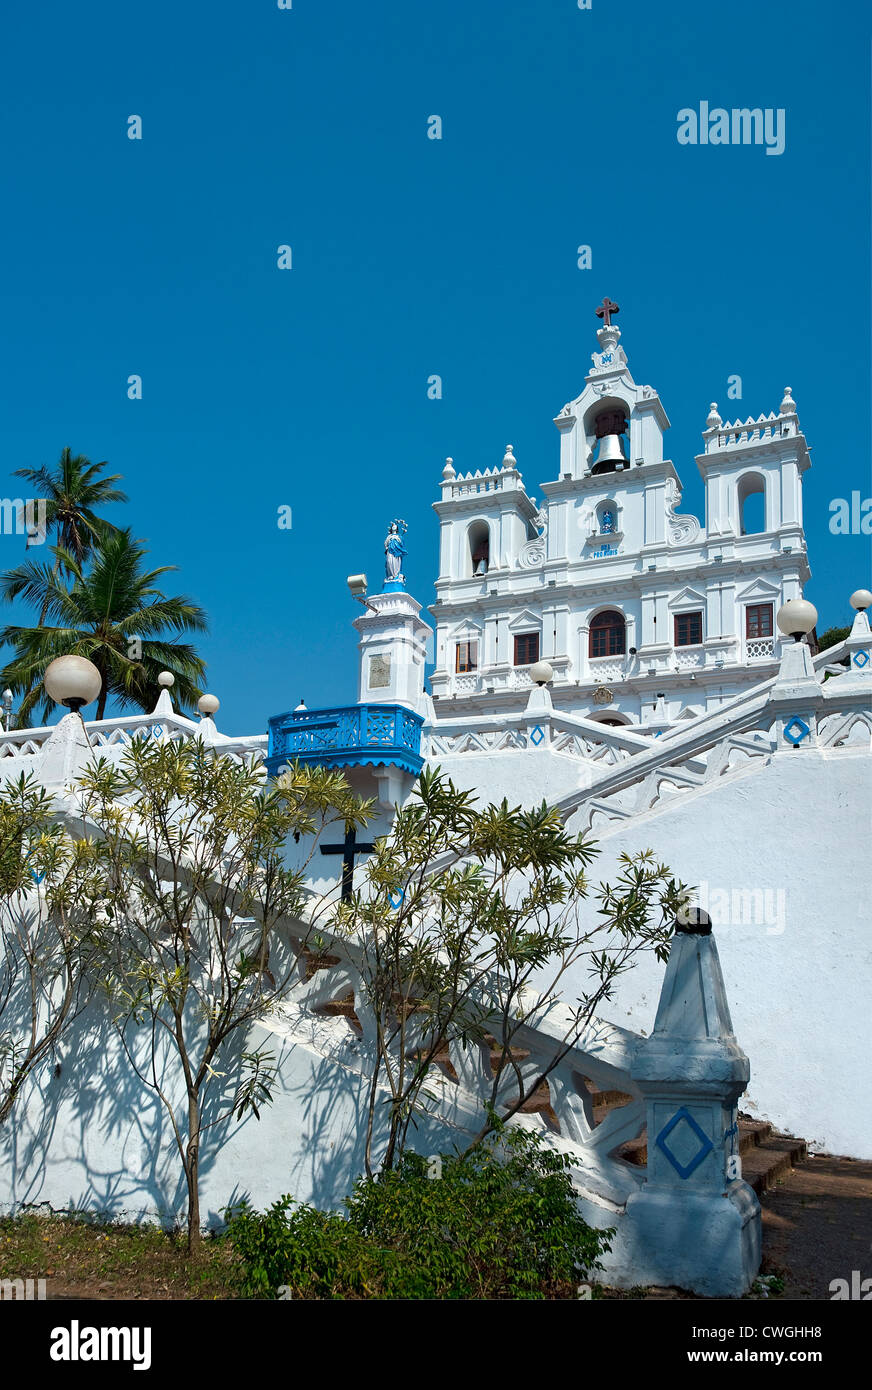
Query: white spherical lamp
[
  {"left": 43, "top": 655, "right": 102, "bottom": 711},
  {"left": 157, "top": 671, "right": 175, "bottom": 688},
  {"left": 198, "top": 694, "right": 220, "bottom": 717},
  {"left": 776, "top": 599, "right": 818, "bottom": 641},
  {"left": 529, "top": 660, "right": 554, "bottom": 687},
  {"left": 849, "top": 589, "right": 872, "bottom": 612}
]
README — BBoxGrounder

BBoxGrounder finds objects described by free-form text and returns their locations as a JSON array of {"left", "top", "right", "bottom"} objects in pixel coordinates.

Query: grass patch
[{"left": 0, "top": 1211, "right": 240, "bottom": 1300}]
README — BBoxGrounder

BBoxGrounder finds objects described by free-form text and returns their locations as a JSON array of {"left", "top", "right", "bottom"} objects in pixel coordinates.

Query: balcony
[{"left": 266, "top": 703, "right": 424, "bottom": 777}]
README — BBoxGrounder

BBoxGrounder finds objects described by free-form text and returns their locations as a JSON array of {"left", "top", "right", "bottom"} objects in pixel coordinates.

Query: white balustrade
[{"left": 745, "top": 637, "right": 775, "bottom": 660}]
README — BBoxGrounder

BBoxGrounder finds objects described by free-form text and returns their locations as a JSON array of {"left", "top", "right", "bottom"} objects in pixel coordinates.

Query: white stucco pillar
[
  {"left": 640, "top": 595, "right": 656, "bottom": 647},
  {"left": 353, "top": 591, "right": 432, "bottom": 716},
  {"left": 619, "top": 914, "right": 761, "bottom": 1297},
  {"left": 577, "top": 625, "right": 590, "bottom": 681},
  {"left": 843, "top": 599, "right": 872, "bottom": 687},
  {"left": 38, "top": 711, "right": 96, "bottom": 786},
  {"left": 769, "top": 637, "right": 823, "bottom": 750},
  {"left": 438, "top": 521, "right": 451, "bottom": 580},
  {"left": 524, "top": 682, "right": 552, "bottom": 747}
]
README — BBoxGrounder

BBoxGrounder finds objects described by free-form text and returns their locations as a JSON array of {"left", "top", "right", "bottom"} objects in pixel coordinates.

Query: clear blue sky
[{"left": 1, "top": 0, "right": 869, "bottom": 733}]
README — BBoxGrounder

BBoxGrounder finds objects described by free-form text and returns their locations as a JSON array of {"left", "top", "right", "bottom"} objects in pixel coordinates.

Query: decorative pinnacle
[
  {"left": 502, "top": 444, "right": 517, "bottom": 468},
  {"left": 780, "top": 386, "right": 797, "bottom": 415},
  {"left": 706, "top": 402, "right": 722, "bottom": 430},
  {"left": 442, "top": 457, "right": 455, "bottom": 479}
]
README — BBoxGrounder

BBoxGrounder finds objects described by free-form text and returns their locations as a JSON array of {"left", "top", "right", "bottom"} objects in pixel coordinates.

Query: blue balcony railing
[{"left": 266, "top": 703, "right": 424, "bottom": 778}]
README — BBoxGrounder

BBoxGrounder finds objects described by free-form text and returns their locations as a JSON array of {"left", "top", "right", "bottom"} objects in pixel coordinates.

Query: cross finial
[{"left": 595, "top": 297, "right": 620, "bottom": 327}]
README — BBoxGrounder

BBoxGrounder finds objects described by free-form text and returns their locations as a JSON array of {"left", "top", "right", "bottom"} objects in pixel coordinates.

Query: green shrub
[{"left": 226, "top": 1125, "right": 612, "bottom": 1299}]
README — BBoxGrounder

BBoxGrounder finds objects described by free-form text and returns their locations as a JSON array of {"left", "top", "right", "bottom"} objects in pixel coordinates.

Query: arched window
[
  {"left": 738, "top": 473, "right": 766, "bottom": 535},
  {"left": 467, "top": 521, "right": 490, "bottom": 576},
  {"left": 589, "top": 610, "right": 626, "bottom": 658},
  {"left": 596, "top": 500, "right": 618, "bottom": 535}
]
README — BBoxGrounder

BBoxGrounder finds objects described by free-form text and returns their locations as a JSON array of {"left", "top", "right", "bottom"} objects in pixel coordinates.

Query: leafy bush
[
  {"left": 226, "top": 1125, "right": 612, "bottom": 1299},
  {"left": 816, "top": 624, "right": 850, "bottom": 654}
]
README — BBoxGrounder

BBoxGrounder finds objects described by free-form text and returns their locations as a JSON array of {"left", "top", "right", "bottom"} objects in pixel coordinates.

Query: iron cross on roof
[
  {"left": 595, "top": 297, "right": 620, "bottom": 327},
  {"left": 320, "top": 823, "right": 376, "bottom": 900}
]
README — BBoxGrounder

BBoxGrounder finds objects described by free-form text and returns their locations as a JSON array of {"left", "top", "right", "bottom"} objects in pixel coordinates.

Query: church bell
[{"left": 592, "top": 432, "right": 626, "bottom": 471}]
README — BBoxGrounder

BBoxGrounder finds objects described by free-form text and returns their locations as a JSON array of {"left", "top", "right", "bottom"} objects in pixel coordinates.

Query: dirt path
[{"left": 760, "top": 1154, "right": 872, "bottom": 1300}]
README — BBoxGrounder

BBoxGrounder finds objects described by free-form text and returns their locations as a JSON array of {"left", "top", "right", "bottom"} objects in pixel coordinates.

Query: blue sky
[{"left": 1, "top": 0, "right": 869, "bottom": 733}]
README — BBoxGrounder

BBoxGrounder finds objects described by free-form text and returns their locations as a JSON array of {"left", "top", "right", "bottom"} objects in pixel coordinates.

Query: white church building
[{"left": 428, "top": 301, "right": 810, "bottom": 730}]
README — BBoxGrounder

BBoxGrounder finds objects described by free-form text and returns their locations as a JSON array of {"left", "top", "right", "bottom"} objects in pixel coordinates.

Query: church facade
[{"left": 427, "top": 304, "right": 811, "bottom": 730}]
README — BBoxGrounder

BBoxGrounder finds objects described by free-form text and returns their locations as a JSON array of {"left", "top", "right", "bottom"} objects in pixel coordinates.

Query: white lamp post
[
  {"left": 198, "top": 694, "right": 220, "bottom": 718},
  {"left": 39, "top": 655, "right": 102, "bottom": 784},
  {"left": 43, "top": 655, "right": 102, "bottom": 713},
  {"left": 776, "top": 598, "right": 817, "bottom": 643},
  {"left": 528, "top": 660, "right": 554, "bottom": 687},
  {"left": 772, "top": 599, "right": 823, "bottom": 748},
  {"left": 844, "top": 589, "right": 872, "bottom": 680}
]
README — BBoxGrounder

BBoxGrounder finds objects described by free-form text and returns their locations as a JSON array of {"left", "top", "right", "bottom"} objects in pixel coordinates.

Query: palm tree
[
  {"left": 15, "top": 447, "right": 128, "bottom": 570},
  {"left": 0, "top": 529, "right": 208, "bottom": 723}
]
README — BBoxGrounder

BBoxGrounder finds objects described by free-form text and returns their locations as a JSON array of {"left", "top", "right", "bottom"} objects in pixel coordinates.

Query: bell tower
[
  {"left": 541, "top": 300, "right": 682, "bottom": 567},
  {"left": 696, "top": 389, "right": 810, "bottom": 547},
  {"left": 552, "top": 299, "right": 670, "bottom": 483}
]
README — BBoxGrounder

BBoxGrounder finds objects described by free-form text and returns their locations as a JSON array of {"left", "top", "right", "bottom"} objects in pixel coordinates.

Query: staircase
[{"left": 734, "top": 1118, "right": 808, "bottom": 1195}]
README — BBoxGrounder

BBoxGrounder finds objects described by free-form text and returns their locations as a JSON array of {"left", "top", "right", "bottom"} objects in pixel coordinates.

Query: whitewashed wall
[
  {"left": 421, "top": 742, "right": 870, "bottom": 1158},
  {"left": 560, "top": 748, "right": 871, "bottom": 1159}
]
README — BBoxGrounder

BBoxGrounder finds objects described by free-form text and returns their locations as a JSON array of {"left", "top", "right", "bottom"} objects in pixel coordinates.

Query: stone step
[
  {"left": 739, "top": 1133, "right": 808, "bottom": 1195},
  {"left": 739, "top": 1118, "right": 774, "bottom": 1154}
]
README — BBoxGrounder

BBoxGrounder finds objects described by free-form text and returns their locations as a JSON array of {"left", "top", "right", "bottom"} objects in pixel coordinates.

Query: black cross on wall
[{"left": 320, "top": 824, "right": 376, "bottom": 900}]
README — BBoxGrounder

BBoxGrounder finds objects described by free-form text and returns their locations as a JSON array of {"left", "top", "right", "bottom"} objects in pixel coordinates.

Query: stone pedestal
[
  {"left": 38, "top": 711, "right": 95, "bottom": 786},
  {"left": 842, "top": 607, "right": 872, "bottom": 688},
  {"left": 769, "top": 638, "right": 823, "bottom": 750},
  {"left": 353, "top": 591, "right": 431, "bottom": 717},
  {"left": 620, "top": 918, "right": 761, "bottom": 1297},
  {"left": 524, "top": 683, "right": 552, "bottom": 748}
]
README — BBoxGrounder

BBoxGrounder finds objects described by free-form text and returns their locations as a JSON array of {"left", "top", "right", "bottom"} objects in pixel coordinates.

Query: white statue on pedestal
[{"left": 384, "top": 519, "right": 408, "bottom": 583}]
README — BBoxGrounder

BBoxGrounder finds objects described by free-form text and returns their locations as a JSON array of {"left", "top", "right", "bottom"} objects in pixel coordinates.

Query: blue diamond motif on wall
[
  {"left": 655, "top": 1107, "right": 714, "bottom": 1179},
  {"left": 784, "top": 717, "right": 810, "bottom": 746},
  {"left": 530, "top": 726, "right": 545, "bottom": 746},
  {"left": 854, "top": 651, "right": 869, "bottom": 668},
  {"left": 152, "top": 724, "right": 163, "bottom": 739}
]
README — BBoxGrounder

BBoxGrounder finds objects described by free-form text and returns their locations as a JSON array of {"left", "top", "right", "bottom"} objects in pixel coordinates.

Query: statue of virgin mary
[{"left": 384, "top": 520, "right": 407, "bottom": 583}]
